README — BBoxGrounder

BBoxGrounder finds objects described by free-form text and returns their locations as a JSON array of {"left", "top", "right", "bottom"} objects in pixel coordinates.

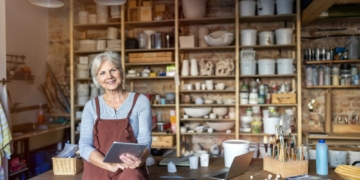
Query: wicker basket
[{"left": 52, "top": 157, "right": 83, "bottom": 175}]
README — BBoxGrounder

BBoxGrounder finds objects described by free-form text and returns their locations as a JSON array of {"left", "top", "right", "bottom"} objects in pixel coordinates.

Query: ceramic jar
[
  {"left": 182, "top": 0, "right": 207, "bottom": 19},
  {"left": 181, "top": 60, "right": 190, "bottom": 76},
  {"left": 190, "top": 59, "right": 199, "bottom": 76}
]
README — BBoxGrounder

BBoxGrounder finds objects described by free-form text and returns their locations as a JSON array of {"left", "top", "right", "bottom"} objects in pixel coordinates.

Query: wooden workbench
[{"left": 29, "top": 158, "right": 342, "bottom": 180}]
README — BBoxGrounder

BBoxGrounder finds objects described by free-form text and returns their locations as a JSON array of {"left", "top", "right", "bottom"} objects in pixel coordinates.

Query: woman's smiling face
[{"left": 96, "top": 60, "right": 123, "bottom": 91}]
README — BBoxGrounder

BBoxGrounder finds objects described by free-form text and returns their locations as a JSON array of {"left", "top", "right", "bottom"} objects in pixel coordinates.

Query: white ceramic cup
[
  {"left": 200, "top": 153, "right": 210, "bottom": 167},
  {"left": 180, "top": 126, "right": 187, "bottom": 133},
  {"left": 187, "top": 84, "right": 193, "bottom": 90},
  {"left": 216, "top": 83, "right": 225, "bottom": 90},
  {"left": 183, "top": 115, "right": 189, "bottom": 119},
  {"left": 195, "top": 82, "right": 201, "bottom": 90},
  {"left": 205, "top": 80, "right": 214, "bottom": 90},
  {"left": 207, "top": 128, "right": 214, "bottom": 133},
  {"left": 201, "top": 83, "right": 206, "bottom": 90},
  {"left": 189, "top": 156, "right": 199, "bottom": 169},
  {"left": 209, "top": 113, "right": 216, "bottom": 119}
]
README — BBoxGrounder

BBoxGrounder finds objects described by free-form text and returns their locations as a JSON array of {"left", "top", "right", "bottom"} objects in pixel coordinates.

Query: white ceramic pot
[
  {"left": 181, "top": 60, "right": 190, "bottom": 76},
  {"left": 182, "top": 0, "right": 207, "bottom": 19},
  {"left": 203, "top": 31, "right": 234, "bottom": 46},
  {"left": 241, "top": 29, "right": 257, "bottom": 46},
  {"left": 258, "top": 31, "right": 274, "bottom": 45},
  {"left": 275, "top": 28, "right": 293, "bottom": 45},
  {"left": 190, "top": 59, "right": 199, "bottom": 76},
  {"left": 329, "top": 150, "right": 347, "bottom": 168}
]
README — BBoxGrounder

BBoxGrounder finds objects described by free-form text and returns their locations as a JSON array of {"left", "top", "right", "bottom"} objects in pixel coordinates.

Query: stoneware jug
[
  {"left": 181, "top": 60, "right": 190, "bottom": 76},
  {"left": 190, "top": 59, "right": 199, "bottom": 76},
  {"left": 182, "top": 0, "right": 207, "bottom": 19}
]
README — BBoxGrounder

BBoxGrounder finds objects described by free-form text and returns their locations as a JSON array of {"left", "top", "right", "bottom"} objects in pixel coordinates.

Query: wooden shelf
[
  {"left": 151, "top": 145, "right": 177, "bottom": 149},
  {"left": 180, "top": 104, "right": 235, "bottom": 107},
  {"left": 179, "top": 46, "right": 235, "bottom": 51},
  {"left": 9, "top": 167, "right": 29, "bottom": 177},
  {"left": 181, "top": 132, "right": 235, "bottom": 136},
  {"left": 306, "top": 85, "right": 360, "bottom": 89},
  {"left": 310, "top": 17, "right": 360, "bottom": 24},
  {"left": 126, "top": 76, "right": 174, "bottom": 80},
  {"left": 239, "top": 104, "right": 298, "bottom": 107},
  {"left": 125, "top": 20, "right": 174, "bottom": 28},
  {"left": 239, "top": 74, "right": 297, "bottom": 78},
  {"left": 125, "top": 48, "right": 174, "bottom": 53},
  {"left": 239, "top": 14, "right": 296, "bottom": 23},
  {"left": 239, "top": 132, "right": 298, "bottom": 136},
  {"left": 49, "top": 113, "right": 70, "bottom": 117},
  {"left": 152, "top": 132, "right": 176, "bottom": 136},
  {"left": 239, "top": 44, "right": 296, "bottom": 49},
  {"left": 180, "top": 90, "right": 236, "bottom": 93},
  {"left": 126, "top": 62, "right": 175, "bottom": 66},
  {"left": 74, "top": 22, "right": 121, "bottom": 30},
  {"left": 179, "top": 17, "right": 235, "bottom": 25},
  {"left": 74, "top": 78, "right": 92, "bottom": 81},
  {"left": 304, "top": 59, "right": 360, "bottom": 65},
  {"left": 181, "top": 75, "right": 235, "bottom": 79},
  {"left": 152, "top": 104, "right": 176, "bottom": 107},
  {"left": 74, "top": 50, "right": 120, "bottom": 54},
  {"left": 180, "top": 118, "right": 235, "bottom": 121}
]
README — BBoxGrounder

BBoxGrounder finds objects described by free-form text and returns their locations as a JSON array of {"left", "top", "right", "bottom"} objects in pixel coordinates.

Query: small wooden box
[
  {"left": 140, "top": 6, "right": 152, "bottom": 21},
  {"left": 152, "top": 136, "right": 174, "bottom": 148},
  {"left": 271, "top": 93, "right": 296, "bottom": 104},
  {"left": 129, "top": 52, "right": 173, "bottom": 58},
  {"left": 179, "top": 36, "right": 196, "bottom": 48},
  {"left": 332, "top": 124, "right": 360, "bottom": 133},
  {"left": 128, "top": 0, "right": 137, "bottom": 8},
  {"left": 155, "top": 4, "right": 166, "bottom": 12},
  {"left": 263, "top": 156, "right": 308, "bottom": 178},
  {"left": 129, "top": 56, "right": 173, "bottom": 63},
  {"left": 127, "top": 7, "right": 139, "bottom": 21}
]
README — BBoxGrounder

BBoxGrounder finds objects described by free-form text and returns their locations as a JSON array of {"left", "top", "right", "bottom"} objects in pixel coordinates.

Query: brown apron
[{"left": 83, "top": 93, "right": 148, "bottom": 180}]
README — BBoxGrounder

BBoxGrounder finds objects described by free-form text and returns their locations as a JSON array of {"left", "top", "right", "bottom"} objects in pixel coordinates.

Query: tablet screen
[{"left": 103, "top": 142, "right": 147, "bottom": 163}]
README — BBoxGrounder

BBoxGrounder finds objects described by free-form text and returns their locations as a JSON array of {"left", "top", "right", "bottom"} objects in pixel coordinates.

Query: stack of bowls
[
  {"left": 88, "top": 14, "right": 97, "bottom": 24},
  {"left": 106, "top": 39, "right": 121, "bottom": 51},
  {"left": 97, "top": 4, "right": 108, "bottom": 23},
  {"left": 77, "top": 83, "right": 90, "bottom": 105},
  {"left": 78, "top": 11, "right": 88, "bottom": 24},
  {"left": 77, "top": 63, "right": 90, "bottom": 78}
]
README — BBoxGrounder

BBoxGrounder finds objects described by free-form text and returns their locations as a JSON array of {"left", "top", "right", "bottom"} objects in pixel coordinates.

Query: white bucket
[
  {"left": 257, "top": 0, "right": 275, "bottom": 16},
  {"left": 258, "top": 59, "right": 275, "bottom": 75},
  {"left": 329, "top": 150, "right": 347, "bottom": 168},
  {"left": 276, "top": 0, "right": 293, "bottom": 15},
  {"left": 240, "top": 0, "right": 256, "bottom": 17},
  {"left": 275, "top": 28, "right": 293, "bottom": 45},
  {"left": 309, "top": 149, "right": 316, "bottom": 160},
  {"left": 241, "top": 59, "right": 256, "bottom": 75},
  {"left": 223, "top": 140, "right": 249, "bottom": 167},
  {"left": 78, "top": 95, "right": 89, "bottom": 105},
  {"left": 258, "top": 31, "right": 274, "bottom": 45},
  {"left": 348, "top": 151, "right": 360, "bottom": 167},
  {"left": 241, "top": 29, "right": 257, "bottom": 46},
  {"left": 263, "top": 117, "right": 280, "bottom": 134},
  {"left": 277, "top": 58, "right": 294, "bottom": 74}
]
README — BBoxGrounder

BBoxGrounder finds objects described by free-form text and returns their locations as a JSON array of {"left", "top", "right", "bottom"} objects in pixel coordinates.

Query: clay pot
[{"left": 182, "top": 0, "right": 207, "bottom": 19}]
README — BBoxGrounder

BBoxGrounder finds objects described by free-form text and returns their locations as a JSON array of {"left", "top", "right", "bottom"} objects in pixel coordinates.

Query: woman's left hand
[{"left": 119, "top": 148, "right": 149, "bottom": 169}]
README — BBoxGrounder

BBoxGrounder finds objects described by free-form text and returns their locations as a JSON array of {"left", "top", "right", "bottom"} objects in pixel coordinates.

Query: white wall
[{"left": 6, "top": 0, "right": 49, "bottom": 125}]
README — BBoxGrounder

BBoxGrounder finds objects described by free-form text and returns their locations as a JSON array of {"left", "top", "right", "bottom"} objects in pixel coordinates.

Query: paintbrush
[{"left": 263, "top": 135, "right": 268, "bottom": 156}]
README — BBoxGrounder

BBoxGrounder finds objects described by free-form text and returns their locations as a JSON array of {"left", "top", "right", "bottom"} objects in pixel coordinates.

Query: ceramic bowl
[
  {"left": 204, "top": 99, "right": 214, "bottom": 104},
  {"left": 165, "top": 92, "right": 175, "bottom": 101},
  {"left": 212, "top": 107, "right": 228, "bottom": 117},
  {"left": 183, "top": 107, "right": 212, "bottom": 117},
  {"left": 183, "top": 122, "right": 201, "bottom": 130},
  {"left": 206, "top": 121, "right": 235, "bottom": 132},
  {"left": 203, "top": 31, "right": 234, "bottom": 46}
]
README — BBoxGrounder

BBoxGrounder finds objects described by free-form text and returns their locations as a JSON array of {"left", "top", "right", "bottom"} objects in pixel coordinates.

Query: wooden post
[{"left": 325, "top": 91, "right": 332, "bottom": 133}]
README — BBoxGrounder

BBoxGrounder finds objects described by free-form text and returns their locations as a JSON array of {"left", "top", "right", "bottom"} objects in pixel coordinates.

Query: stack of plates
[
  {"left": 106, "top": 39, "right": 121, "bottom": 51},
  {"left": 78, "top": 11, "right": 88, "bottom": 24}
]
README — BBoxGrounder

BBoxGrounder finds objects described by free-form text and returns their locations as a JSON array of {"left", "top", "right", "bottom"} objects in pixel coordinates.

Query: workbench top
[{"left": 30, "top": 158, "right": 342, "bottom": 180}]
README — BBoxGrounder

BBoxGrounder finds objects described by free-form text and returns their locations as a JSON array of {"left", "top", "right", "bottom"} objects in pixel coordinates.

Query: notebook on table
[{"left": 203, "top": 151, "right": 254, "bottom": 180}]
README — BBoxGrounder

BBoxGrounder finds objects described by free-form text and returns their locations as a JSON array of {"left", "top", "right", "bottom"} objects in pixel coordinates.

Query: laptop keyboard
[{"left": 213, "top": 172, "right": 228, "bottom": 179}]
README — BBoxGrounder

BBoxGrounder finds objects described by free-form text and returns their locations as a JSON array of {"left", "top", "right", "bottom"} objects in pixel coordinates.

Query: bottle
[
  {"left": 316, "top": 139, "right": 328, "bottom": 175},
  {"left": 312, "top": 66, "right": 318, "bottom": 86},
  {"left": 170, "top": 110, "right": 176, "bottom": 133},
  {"left": 351, "top": 65, "right": 358, "bottom": 78},
  {"left": 332, "top": 65, "right": 339, "bottom": 85},
  {"left": 353, "top": 74, "right": 359, "bottom": 86},
  {"left": 324, "top": 65, "right": 331, "bottom": 85},
  {"left": 38, "top": 103, "right": 44, "bottom": 123},
  {"left": 306, "top": 66, "right": 313, "bottom": 86},
  {"left": 318, "top": 66, "right": 324, "bottom": 85},
  {"left": 346, "top": 36, "right": 359, "bottom": 60}
]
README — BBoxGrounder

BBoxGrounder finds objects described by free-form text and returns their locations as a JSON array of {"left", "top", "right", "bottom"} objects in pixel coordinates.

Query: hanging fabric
[
  {"left": 0, "top": 103, "right": 11, "bottom": 166},
  {"left": 0, "top": 84, "right": 12, "bottom": 180}
]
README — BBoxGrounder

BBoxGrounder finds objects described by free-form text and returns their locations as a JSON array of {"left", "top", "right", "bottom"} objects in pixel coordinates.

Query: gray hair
[{"left": 91, "top": 51, "right": 122, "bottom": 88}]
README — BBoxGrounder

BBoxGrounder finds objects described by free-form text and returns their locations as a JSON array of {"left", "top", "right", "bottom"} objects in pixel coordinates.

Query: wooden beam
[
  {"left": 336, "top": 0, "right": 360, "bottom": 4},
  {"left": 301, "top": 0, "right": 338, "bottom": 26}
]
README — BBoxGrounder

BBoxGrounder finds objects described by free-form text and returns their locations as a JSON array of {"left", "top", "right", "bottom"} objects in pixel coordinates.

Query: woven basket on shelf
[{"left": 52, "top": 157, "right": 83, "bottom": 175}]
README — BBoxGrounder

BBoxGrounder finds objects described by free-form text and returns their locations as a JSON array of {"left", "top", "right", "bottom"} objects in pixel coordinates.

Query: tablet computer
[{"left": 103, "top": 142, "right": 147, "bottom": 163}]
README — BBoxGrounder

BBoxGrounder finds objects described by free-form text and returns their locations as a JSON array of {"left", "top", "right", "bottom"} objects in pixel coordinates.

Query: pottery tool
[{"left": 263, "top": 135, "right": 268, "bottom": 156}]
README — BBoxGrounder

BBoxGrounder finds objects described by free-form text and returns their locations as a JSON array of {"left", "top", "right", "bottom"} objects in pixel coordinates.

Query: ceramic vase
[
  {"left": 198, "top": 27, "right": 209, "bottom": 47},
  {"left": 181, "top": 60, "right": 190, "bottom": 76},
  {"left": 190, "top": 59, "right": 199, "bottom": 76},
  {"left": 143, "top": 30, "right": 156, "bottom": 49},
  {"left": 182, "top": 0, "right": 207, "bottom": 19}
]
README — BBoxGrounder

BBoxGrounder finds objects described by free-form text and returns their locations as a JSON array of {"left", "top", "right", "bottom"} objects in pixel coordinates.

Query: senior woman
[{"left": 79, "top": 51, "right": 152, "bottom": 180}]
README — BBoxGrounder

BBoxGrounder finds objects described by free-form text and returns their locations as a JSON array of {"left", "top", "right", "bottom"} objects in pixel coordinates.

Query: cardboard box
[
  {"left": 155, "top": 4, "right": 166, "bottom": 12},
  {"left": 179, "top": 36, "right": 195, "bottom": 48},
  {"left": 152, "top": 136, "right": 174, "bottom": 148},
  {"left": 263, "top": 156, "right": 308, "bottom": 178},
  {"left": 271, "top": 93, "right": 296, "bottom": 104},
  {"left": 140, "top": 6, "right": 152, "bottom": 21}
]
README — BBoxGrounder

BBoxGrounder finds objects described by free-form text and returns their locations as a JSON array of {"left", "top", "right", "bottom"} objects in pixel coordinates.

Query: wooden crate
[
  {"left": 271, "top": 93, "right": 296, "bottom": 104},
  {"left": 140, "top": 6, "right": 152, "bottom": 21},
  {"left": 332, "top": 124, "right": 360, "bottom": 133},
  {"left": 152, "top": 136, "right": 174, "bottom": 148},
  {"left": 263, "top": 156, "right": 308, "bottom": 178},
  {"left": 129, "top": 52, "right": 174, "bottom": 63}
]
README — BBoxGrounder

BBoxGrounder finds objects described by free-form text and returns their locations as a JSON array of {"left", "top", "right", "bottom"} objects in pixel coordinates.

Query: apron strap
[
  {"left": 95, "top": 97, "right": 101, "bottom": 118},
  {"left": 94, "top": 97, "right": 101, "bottom": 148},
  {"left": 126, "top": 93, "right": 140, "bottom": 119}
]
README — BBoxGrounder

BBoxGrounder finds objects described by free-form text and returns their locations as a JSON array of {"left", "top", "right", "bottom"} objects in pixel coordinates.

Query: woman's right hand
[{"left": 106, "top": 163, "right": 128, "bottom": 172}]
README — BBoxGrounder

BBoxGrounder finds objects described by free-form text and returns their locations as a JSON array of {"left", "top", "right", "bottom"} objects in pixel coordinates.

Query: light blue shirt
[{"left": 79, "top": 92, "right": 152, "bottom": 162}]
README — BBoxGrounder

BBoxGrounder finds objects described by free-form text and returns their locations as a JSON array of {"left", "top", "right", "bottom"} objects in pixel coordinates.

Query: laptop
[{"left": 203, "top": 151, "right": 254, "bottom": 180}]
